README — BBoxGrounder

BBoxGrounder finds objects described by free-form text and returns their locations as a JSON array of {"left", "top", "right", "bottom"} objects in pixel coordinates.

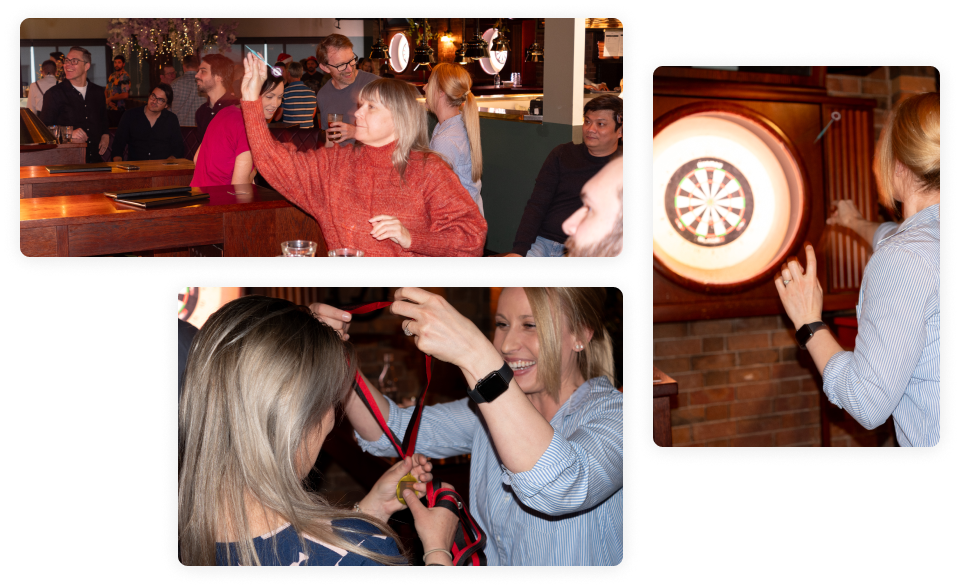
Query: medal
[{"left": 396, "top": 473, "right": 421, "bottom": 505}]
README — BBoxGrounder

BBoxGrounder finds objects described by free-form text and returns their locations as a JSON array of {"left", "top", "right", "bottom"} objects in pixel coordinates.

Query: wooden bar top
[
  {"left": 20, "top": 159, "right": 194, "bottom": 183},
  {"left": 20, "top": 159, "right": 196, "bottom": 199},
  {"left": 20, "top": 184, "right": 289, "bottom": 228},
  {"left": 20, "top": 184, "right": 325, "bottom": 257}
]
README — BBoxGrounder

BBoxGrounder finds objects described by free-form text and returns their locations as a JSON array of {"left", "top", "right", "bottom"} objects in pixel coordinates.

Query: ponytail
[{"left": 461, "top": 91, "right": 483, "bottom": 182}]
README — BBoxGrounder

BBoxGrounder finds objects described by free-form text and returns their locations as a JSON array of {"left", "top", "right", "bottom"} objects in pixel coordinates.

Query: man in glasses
[
  {"left": 315, "top": 34, "right": 379, "bottom": 146},
  {"left": 39, "top": 46, "right": 109, "bottom": 163},
  {"left": 110, "top": 83, "right": 185, "bottom": 162}
]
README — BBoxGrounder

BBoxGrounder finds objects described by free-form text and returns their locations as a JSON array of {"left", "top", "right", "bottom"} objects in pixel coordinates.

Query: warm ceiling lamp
[
  {"left": 440, "top": 30, "right": 453, "bottom": 43},
  {"left": 491, "top": 19, "right": 510, "bottom": 53},
  {"left": 411, "top": 20, "right": 434, "bottom": 71},
  {"left": 463, "top": 19, "right": 490, "bottom": 59},
  {"left": 369, "top": 19, "right": 390, "bottom": 60},
  {"left": 525, "top": 41, "right": 543, "bottom": 62}
]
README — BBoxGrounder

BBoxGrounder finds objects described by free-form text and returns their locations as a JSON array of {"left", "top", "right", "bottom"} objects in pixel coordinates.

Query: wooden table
[
  {"left": 20, "top": 159, "right": 195, "bottom": 199},
  {"left": 20, "top": 143, "right": 87, "bottom": 167},
  {"left": 653, "top": 366, "right": 679, "bottom": 447},
  {"left": 20, "top": 184, "right": 326, "bottom": 257}
]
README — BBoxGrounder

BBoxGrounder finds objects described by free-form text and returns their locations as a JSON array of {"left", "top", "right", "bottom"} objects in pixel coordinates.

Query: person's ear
[{"left": 317, "top": 63, "right": 331, "bottom": 75}]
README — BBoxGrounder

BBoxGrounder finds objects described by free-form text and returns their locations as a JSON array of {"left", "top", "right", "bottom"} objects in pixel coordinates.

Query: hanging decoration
[{"left": 106, "top": 18, "right": 239, "bottom": 63}]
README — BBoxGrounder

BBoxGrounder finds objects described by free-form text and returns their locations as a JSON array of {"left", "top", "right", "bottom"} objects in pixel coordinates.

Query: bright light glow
[
  {"left": 479, "top": 29, "right": 507, "bottom": 75},
  {"left": 389, "top": 34, "right": 409, "bottom": 73}
]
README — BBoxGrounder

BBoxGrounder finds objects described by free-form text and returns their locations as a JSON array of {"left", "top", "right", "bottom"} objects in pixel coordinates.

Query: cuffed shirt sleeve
[{"left": 354, "top": 396, "right": 479, "bottom": 459}]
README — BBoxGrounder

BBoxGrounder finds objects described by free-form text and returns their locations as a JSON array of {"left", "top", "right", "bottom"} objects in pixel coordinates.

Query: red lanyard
[{"left": 345, "top": 301, "right": 487, "bottom": 566}]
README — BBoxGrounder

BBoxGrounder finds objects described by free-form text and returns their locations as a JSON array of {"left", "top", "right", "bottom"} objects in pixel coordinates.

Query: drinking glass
[
  {"left": 511, "top": 72, "right": 522, "bottom": 87},
  {"left": 281, "top": 240, "right": 317, "bottom": 257},
  {"left": 47, "top": 126, "right": 60, "bottom": 143},
  {"left": 327, "top": 113, "right": 343, "bottom": 143},
  {"left": 22, "top": 85, "right": 29, "bottom": 98},
  {"left": 63, "top": 126, "right": 73, "bottom": 142},
  {"left": 327, "top": 248, "right": 364, "bottom": 257}
]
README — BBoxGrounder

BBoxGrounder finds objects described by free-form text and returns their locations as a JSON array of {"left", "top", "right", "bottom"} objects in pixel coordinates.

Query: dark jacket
[
  {"left": 112, "top": 108, "right": 185, "bottom": 161},
  {"left": 39, "top": 80, "right": 109, "bottom": 163}
]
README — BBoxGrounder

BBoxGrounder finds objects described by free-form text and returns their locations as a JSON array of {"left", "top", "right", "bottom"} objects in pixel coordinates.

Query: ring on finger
[
  {"left": 402, "top": 321, "right": 414, "bottom": 337},
  {"left": 782, "top": 279, "right": 791, "bottom": 286}
]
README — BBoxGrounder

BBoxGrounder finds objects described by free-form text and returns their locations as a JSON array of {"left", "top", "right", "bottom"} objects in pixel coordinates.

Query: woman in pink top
[{"left": 191, "top": 71, "right": 284, "bottom": 188}]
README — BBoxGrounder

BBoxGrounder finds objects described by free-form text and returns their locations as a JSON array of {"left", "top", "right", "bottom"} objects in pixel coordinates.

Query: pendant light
[
  {"left": 491, "top": 19, "right": 510, "bottom": 53},
  {"left": 525, "top": 19, "right": 544, "bottom": 62},
  {"left": 368, "top": 18, "right": 390, "bottom": 60},
  {"left": 463, "top": 19, "right": 490, "bottom": 59},
  {"left": 411, "top": 20, "right": 434, "bottom": 71}
]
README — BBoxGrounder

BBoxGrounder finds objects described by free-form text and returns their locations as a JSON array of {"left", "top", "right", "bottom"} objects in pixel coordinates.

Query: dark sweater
[
  {"left": 39, "top": 80, "right": 109, "bottom": 163},
  {"left": 511, "top": 142, "right": 615, "bottom": 255},
  {"left": 112, "top": 108, "right": 185, "bottom": 161}
]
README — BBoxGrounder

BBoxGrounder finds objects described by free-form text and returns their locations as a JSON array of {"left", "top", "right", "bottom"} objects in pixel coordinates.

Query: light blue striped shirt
[
  {"left": 822, "top": 204, "right": 940, "bottom": 446},
  {"left": 356, "top": 376, "right": 623, "bottom": 565},
  {"left": 430, "top": 114, "right": 484, "bottom": 216}
]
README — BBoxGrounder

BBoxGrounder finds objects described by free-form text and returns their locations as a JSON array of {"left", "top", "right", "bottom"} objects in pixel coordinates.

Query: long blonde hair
[
  {"left": 178, "top": 296, "right": 404, "bottom": 566},
  {"left": 358, "top": 78, "right": 441, "bottom": 180},
  {"left": 522, "top": 288, "right": 616, "bottom": 401},
  {"left": 874, "top": 92, "right": 939, "bottom": 210},
  {"left": 429, "top": 63, "right": 483, "bottom": 182}
]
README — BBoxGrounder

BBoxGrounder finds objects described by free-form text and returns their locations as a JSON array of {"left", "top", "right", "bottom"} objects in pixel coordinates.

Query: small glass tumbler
[
  {"left": 327, "top": 248, "right": 364, "bottom": 257},
  {"left": 281, "top": 240, "right": 317, "bottom": 257},
  {"left": 327, "top": 113, "right": 343, "bottom": 143},
  {"left": 511, "top": 72, "right": 521, "bottom": 86},
  {"left": 63, "top": 126, "right": 73, "bottom": 142}
]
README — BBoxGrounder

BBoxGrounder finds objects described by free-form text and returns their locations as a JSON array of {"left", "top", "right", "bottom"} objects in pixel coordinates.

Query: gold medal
[{"left": 396, "top": 473, "right": 421, "bottom": 506}]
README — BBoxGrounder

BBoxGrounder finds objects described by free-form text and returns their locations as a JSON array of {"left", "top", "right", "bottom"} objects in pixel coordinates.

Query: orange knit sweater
[{"left": 241, "top": 99, "right": 487, "bottom": 257}]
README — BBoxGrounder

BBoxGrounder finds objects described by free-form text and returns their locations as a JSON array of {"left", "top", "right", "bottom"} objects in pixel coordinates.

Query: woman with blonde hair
[
  {"left": 238, "top": 53, "right": 486, "bottom": 257},
  {"left": 424, "top": 63, "right": 484, "bottom": 215},
  {"left": 776, "top": 92, "right": 939, "bottom": 446},
  {"left": 314, "top": 287, "right": 623, "bottom": 564},
  {"left": 179, "top": 296, "right": 459, "bottom": 565}
]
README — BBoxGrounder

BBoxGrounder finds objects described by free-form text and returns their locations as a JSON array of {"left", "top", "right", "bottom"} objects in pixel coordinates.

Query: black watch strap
[
  {"left": 795, "top": 321, "right": 827, "bottom": 350},
  {"left": 466, "top": 361, "right": 514, "bottom": 404}
]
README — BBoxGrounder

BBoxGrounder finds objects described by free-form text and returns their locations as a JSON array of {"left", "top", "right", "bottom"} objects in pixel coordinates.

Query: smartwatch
[
  {"left": 795, "top": 321, "right": 828, "bottom": 350},
  {"left": 466, "top": 361, "right": 514, "bottom": 404}
]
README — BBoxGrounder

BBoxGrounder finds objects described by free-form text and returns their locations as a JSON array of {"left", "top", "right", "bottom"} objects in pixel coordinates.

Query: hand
[
  {"left": 369, "top": 215, "right": 412, "bottom": 249},
  {"left": 328, "top": 121, "right": 356, "bottom": 143},
  {"left": 358, "top": 454, "right": 434, "bottom": 521},
  {"left": 826, "top": 200, "right": 865, "bottom": 230},
  {"left": 775, "top": 244, "right": 823, "bottom": 331},
  {"left": 404, "top": 483, "right": 459, "bottom": 565},
  {"left": 71, "top": 128, "right": 88, "bottom": 143},
  {"left": 391, "top": 288, "right": 503, "bottom": 386},
  {"left": 308, "top": 303, "right": 352, "bottom": 341},
  {"left": 98, "top": 134, "right": 110, "bottom": 155},
  {"left": 241, "top": 52, "right": 268, "bottom": 102}
]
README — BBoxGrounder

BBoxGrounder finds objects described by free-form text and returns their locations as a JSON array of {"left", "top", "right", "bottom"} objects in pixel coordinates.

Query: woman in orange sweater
[{"left": 239, "top": 53, "right": 487, "bottom": 257}]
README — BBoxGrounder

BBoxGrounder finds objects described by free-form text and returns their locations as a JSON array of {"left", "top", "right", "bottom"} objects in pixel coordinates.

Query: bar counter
[
  {"left": 20, "top": 184, "right": 324, "bottom": 257},
  {"left": 20, "top": 159, "right": 195, "bottom": 199}
]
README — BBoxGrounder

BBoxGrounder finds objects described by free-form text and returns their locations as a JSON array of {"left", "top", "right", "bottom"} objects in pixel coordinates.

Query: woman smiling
[
  {"left": 314, "top": 288, "right": 623, "bottom": 564},
  {"left": 238, "top": 52, "right": 486, "bottom": 257}
]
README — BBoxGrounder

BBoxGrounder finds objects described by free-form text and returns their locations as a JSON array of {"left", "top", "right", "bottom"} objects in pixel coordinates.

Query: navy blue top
[{"left": 215, "top": 518, "right": 399, "bottom": 566}]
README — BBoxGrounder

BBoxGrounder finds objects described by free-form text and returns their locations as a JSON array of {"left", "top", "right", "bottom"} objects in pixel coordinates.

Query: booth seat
[{"left": 102, "top": 125, "right": 323, "bottom": 162}]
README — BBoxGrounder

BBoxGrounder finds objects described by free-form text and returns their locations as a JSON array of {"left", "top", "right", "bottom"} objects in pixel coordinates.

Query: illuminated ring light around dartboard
[
  {"left": 653, "top": 102, "right": 810, "bottom": 293},
  {"left": 178, "top": 287, "right": 198, "bottom": 321}
]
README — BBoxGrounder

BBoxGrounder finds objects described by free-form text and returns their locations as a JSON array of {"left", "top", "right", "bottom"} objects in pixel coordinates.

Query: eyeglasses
[
  {"left": 328, "top": 53, "right": 359, "bottom": 72},
  {"left": 63, "top": 58, "right": 88, "bottom": 66},
  {"left": 148, "top": 94, "right": 167, "bottom": 105}
]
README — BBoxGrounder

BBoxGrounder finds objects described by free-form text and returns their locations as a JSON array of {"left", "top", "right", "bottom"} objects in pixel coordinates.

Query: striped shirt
[
  {"left": 431, "top": 114, "right": 483, "bottom": 216},
  {"left": 282, "top": 81, "right": 316, "bottom": 128},
  {"left": 823, "top": 204, "right": 940, "bottom": 446},
  {"left": 356, "top": 377, "right": 623, "bottom": 565}
]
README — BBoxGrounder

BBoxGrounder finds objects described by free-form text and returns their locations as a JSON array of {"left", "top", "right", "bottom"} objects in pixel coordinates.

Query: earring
[{"left": 574, "top": 342, "right": 584, "bottom": 351}]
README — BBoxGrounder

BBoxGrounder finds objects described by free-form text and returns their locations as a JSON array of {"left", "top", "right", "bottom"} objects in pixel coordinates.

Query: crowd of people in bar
[{"left": 31, "top": 36, "right": 623, "bottom": 257}]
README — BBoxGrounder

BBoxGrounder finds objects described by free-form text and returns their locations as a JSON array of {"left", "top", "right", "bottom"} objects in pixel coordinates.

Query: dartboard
[
  {"left": 653, "top": 106, "right": 806, "bottom": 289},
  {"left": 178, "top": 287, "right": 198, "bottom": 320},
  {"left": 666, "top": 158, "right": 753, "bottom": 247}
]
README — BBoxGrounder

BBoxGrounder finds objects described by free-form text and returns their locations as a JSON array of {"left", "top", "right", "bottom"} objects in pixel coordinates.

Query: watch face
[{"left": 653, "top": 107, "right": 806, "bottom": 289}]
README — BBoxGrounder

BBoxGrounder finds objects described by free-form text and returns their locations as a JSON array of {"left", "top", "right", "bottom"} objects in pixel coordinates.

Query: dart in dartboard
[{"left": 665, "top": 157, "right": 754, "bottom": 247}]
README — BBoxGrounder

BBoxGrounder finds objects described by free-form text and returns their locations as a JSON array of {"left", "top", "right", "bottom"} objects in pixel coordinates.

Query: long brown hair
[
  {"left": 522, "top": 288, "right": 616, "bottom": 401},
  {"left": 178, "top": 296, "right": 404, "bottom": 565},
  {"left": 428, "top": 63, "right": 483, "bottom": 182},
  {"left": 358, "top": 78, "right": 443, "bottom": 180}
]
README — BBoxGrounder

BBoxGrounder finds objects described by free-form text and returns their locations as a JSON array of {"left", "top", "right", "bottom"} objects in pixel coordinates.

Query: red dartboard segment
[{"left": 665, "top": 157, "right": 754, "bottom": 247}]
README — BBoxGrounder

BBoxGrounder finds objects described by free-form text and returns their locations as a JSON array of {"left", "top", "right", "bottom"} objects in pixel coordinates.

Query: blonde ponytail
[
  {"left": 431, "top": 63, "right": 483, "bottom": 183},
  {"left": 461, "top": 91, "right": 483, "bottom": 182}
]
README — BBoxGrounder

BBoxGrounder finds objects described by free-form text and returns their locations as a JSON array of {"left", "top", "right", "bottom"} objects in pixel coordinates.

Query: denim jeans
[{"left": 525, "top": 236, "right": 566, "bottom": 257}]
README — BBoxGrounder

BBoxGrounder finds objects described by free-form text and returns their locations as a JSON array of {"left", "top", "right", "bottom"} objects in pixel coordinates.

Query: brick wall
[
  {"left": 655, "top": 315, "right": 897, "bottom": 447},
  {"left": 826, "top": 66, "right": 938, "bottom": 141}
]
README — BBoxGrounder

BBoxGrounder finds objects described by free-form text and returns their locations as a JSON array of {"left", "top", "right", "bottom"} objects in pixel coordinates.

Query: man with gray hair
[
  {"left": 39, "top": 46, "right": 109, "bottom": 162},
  {"left": 315, "top": 34, "right": 379, "bottom": 145}
]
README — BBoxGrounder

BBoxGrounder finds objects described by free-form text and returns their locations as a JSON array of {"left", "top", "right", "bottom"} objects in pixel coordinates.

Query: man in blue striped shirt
[
  {"left": 281, "top": 61, "right": 316, "bottom": 128},
  {"left": 776, "top": 92, "right": 939, "bottom": 447}
]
